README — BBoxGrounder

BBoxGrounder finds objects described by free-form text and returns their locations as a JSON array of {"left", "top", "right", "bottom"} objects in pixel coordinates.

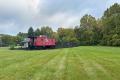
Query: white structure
[{"left": 22, "top": 38, "right": 30, "bottom": 48}]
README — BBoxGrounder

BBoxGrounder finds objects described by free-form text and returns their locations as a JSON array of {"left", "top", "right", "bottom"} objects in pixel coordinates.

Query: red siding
[{"left": 33, "top": 36, "right": 56, "bottom": 47}]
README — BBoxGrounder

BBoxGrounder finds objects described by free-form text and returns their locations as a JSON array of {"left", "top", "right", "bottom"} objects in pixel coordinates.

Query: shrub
[{"left": 9, "top": 45, "right": 15, "bottom": 50}]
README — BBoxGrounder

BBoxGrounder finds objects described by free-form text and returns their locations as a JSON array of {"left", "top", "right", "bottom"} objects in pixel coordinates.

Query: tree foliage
[
  {"left": 0, "top": 34, "right": 20, "bottom": 46},
  {"left": 101, "top": 3, "right": 120, "bottom": 46},
  {"left": 57, "top": 28, "right": 78, "bottom": 47},
  {"left": 1, "top": 3, "right": 120, "bottom": 47},
  {"left": 40, "top": 26, "right": 54, "bottom": 38},
  {"left": 28, "top": 27, "right": 34, "bottom": 37},
  {"left": 35, "top": 28, "right": 41, "bottom": 36}
]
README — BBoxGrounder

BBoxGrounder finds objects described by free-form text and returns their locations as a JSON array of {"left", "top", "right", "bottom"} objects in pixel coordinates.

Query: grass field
[{"left": 0, "top": 46, "right": 120, "bottom": 80}]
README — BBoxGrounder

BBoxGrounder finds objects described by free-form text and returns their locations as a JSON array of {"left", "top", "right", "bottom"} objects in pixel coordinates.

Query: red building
[{"left": 23, "top": 35, "right": 56, "bottom": 49}]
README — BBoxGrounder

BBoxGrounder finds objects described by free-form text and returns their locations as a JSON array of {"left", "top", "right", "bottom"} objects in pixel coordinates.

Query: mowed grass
[{"left": 0, "top": 46, "right": 120, "bottom": 80}]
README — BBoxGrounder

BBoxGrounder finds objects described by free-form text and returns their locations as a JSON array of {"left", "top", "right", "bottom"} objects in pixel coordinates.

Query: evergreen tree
[
  {"left": 28, "top": 27, "right": 34, "bottom": 37},
  {"left": 35, "top": 28, "right": 41, "bottom": 36}
]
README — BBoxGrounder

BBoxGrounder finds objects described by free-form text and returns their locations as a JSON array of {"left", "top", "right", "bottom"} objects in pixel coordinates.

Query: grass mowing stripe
[
  {"left": 91, "top": 60, "right": 114, "bottom": 80},
  {"left": 0, "top": 46, "right": 120, "bottom": 80},
  {"left": 75, "top": 53, "right": 98, "bottom": 80},
  {"left": 76, "top": 52, "right": 112, "bottom": 80},
  {"left": 0, "top": 49, "right": 61, "bottom": 69},
  {"left": 31, "top": 49, "right": 68, "bottom": 80},
  {"left": 65, "top": 48, "right": 91, "bottom": 80},
  {"left": 79, "top": 51, "right": 113, "bottom": 80},
  {"left": 0, "top": 53, "right": 44, "bottom": 68},
  {"left": 0, "top": 49, "right": 58, "bottom": 68},
  {"left": 75, "top": 48, "right": 120, "bottom": 80},
  {"left": 89, "top": 52, "right": 120, "bottom": 80},
  {"left": 0, "top": 51, "right": 58, "bottom": 80},
  {"left": 53, "top": 49, "right": 68, "bottom": 80}
]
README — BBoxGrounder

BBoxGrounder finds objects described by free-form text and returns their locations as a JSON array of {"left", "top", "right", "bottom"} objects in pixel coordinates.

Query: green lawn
[{"left": 0, "top": 46, "right": 120, "bottom": 80}]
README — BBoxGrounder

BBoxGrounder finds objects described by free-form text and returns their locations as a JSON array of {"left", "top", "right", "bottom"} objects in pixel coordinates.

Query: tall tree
[
  {"left": 103, "top": 3, "right": 120, "bottom": 18},
  {"left": 80, "top": 14, "right": 97, "bottom": 30},
  {"left": 79, "top": 14, "right": 98, "bottom": 45},
  {"left": 40, "top": 26, "right": 53, "bottom": 38},
  {"left": 17, "top": 32, "right": 27, "bottom": 41},
  {"left": 101, "top": 3, "right": 120, "bottom": 46},
  {"left": 35, "top": 28, "right": 41, "bottom": 36},
  {"left": 57, "top": 28, "right": 78, "bottom": 47},
  {"left": 28, "top": 27, "right": 34, "bottom": 37}
]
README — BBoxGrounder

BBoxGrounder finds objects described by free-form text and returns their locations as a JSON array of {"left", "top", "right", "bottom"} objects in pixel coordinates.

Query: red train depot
[{"left": 22, "top": 35, "right": 56, "bottom": 49}]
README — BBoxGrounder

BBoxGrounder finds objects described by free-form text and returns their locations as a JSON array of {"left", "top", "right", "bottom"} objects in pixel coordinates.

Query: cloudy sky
[{"left": 0, "top": 0, "right": 120, "bottom": 35}]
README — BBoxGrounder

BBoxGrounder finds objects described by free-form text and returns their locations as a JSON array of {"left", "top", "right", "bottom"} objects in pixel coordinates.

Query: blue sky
[{"left": 0, "top": 0, "right": 120, "bottom": 35}]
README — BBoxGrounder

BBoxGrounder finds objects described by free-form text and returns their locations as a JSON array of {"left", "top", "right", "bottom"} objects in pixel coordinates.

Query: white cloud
[
  {"left": 106, "top": 0, "right": 120, "bottom": 8},
  {"left": 0, "top": 21, "right": 17, "bottom": 34},
  {"left": 0, "top": 0, "right": 120, "bottom": 35},
  {"left": 0, "top": 0, "right": 42, "bottom": 35},
  {"left": 46, "top": 9, "right": 92, "bottom": 29},
  {"left": 0, "top": 0, "right": 42, "bottom": 22}
]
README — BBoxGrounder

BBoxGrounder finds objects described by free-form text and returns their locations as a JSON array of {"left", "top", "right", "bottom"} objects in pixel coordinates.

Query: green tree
[
  {"left": 17, "top": 32, "right": 27, "bottom": 42},
  {"left": 40, "top": 26, "right": 53, "bottom": 38},
  {"left": 28, "top": 27, "right": 34, "bottom": 37},
  {"left": 101, "top": 3, "right": 120, "bottom": 46},
  {"left": 103, "top": 3, "right": 120, "bottom": 18},
  {"left": 35, "top": 28, "right": 41, "bottom": 36},
  {"left": 0, "top": 35, "right": 18, "bottom": 46},
  {"left": 0, "top": 36, "right": 2, "bottom": 47},
  {"left": 57, "top": 28, "right": 78, "bottom": 47},
  {"left": 78, "top": 14, "right": 98, "bottom": 45}
]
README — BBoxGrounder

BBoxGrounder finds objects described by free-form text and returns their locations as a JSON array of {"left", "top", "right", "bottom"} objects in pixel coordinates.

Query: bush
[
  {"left": 9, "top": 45, "right": 15, "bottom": 50},
  {"left": 112, "top": 39, "right": 120, "bottom": 46}
]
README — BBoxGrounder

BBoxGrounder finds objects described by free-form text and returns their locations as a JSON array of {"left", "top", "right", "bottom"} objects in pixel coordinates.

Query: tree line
[{"left": 0, "top": 3, "right": 120, "bottom": 47}]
